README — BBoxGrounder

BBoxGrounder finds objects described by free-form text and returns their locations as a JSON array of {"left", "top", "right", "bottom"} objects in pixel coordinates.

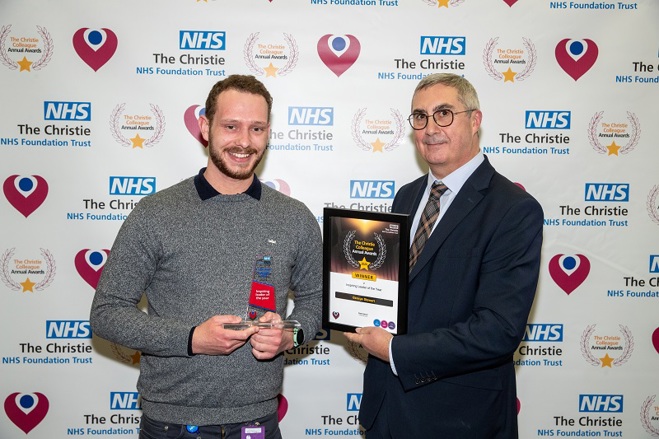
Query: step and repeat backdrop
[{"left": 1, "top": 0, "right": 658, "bottom": 437}]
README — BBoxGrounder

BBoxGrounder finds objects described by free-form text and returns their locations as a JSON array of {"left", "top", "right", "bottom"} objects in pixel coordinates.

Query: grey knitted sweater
[{"left": 90, "top": 174, "right": 323, "bottom": 425}]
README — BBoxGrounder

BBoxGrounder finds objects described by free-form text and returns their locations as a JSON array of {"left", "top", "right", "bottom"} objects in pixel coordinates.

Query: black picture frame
[{"left": 322, "top": 208, "right": 409, "bottom": 335}]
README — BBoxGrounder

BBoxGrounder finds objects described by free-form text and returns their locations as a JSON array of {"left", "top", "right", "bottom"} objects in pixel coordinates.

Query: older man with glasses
[{"left": 345, "top": 73, "right": 544, "bottom": 439}]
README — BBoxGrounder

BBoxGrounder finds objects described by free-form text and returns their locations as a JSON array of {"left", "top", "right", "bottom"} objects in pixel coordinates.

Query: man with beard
[{"left": 90, "top": 75, "right": 322, "bottom": 439}]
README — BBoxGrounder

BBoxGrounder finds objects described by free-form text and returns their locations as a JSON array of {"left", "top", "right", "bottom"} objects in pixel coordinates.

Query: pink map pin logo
[
  {"left": 73, "top": 28, "right": 118, "bottom": 71},
  {"left": 74, "top": 249, "right": 110, "bottom": 289},
  {"left": 277, "top": 394, "right": 289, "bottom": 422},
  {"left": 184, "top": 105, "right": 208, "bottom": 147},
  {"left": 317, "top": 34, "right": 361, "bottom": 77},
  {"left": 555, "top": 38, "right": 598, "bottom": 81},
  {"left": 262, "top": 179, "right": 291, "bottom": 196},
  {"left": 3, "top": 175, "right": 48, "bottom": 218},
  {"left": 4, "top": 392, "right": 49, "bottom": 434},
  {"left": 549, "top": 254, "right": 591, "bottom": 295}
]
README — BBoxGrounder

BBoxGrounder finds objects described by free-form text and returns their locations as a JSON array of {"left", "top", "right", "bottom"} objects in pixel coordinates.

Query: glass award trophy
[{"left": 221, "top": 255, "right": 301, "bottom": 330}]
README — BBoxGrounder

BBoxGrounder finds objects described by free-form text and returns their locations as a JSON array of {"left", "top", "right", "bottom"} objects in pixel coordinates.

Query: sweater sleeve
[
  {"left": 89, "top": 201, "right": 192, "bottom": 357},
  {"left": 285, "top": 205, "right": 323, "bottom": 345}
]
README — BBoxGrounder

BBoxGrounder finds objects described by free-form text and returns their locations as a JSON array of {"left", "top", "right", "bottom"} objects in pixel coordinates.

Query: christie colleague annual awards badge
[
  {"left": 323, "top": 209, "right": 409, "bottom": 335},
  {"left": 342, "top": 229, "right": 386, "bottom": 281}
]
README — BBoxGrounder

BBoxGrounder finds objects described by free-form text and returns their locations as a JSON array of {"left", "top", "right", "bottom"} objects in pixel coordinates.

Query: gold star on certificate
[
  {"left": 437, "top": 0, "right": 450, "bottom": 7},
  {"left": 18, "top": 56, "right": 33, "bottom": 72},
  {"left": 21, "top": 278, "right": 36, "bottom": 293},
  {"left": 502, "top": 67, "right": 517, "bottom": 82},
  {"left": 600, "top": 353, "right": 614, "bottom": 368},
  {"left": 607, "top": 141, "right": 621, "bottom": 156},
  {"left": 264, "top": 63, "right": 279, "bottom": 77},
  {"left": 371, "top": 138, "right": 385, "bottom": 152},
  {"left": 358, "top": 257, "right": 371, "bottom": 270},
  {"left": 131, "top": 134, "right": 145, "bottom": 148}
]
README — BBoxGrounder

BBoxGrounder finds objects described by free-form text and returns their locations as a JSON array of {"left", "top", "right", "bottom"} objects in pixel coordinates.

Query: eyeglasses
[{"left": 408, "top": 108, "right": 475, "bottom": 130}]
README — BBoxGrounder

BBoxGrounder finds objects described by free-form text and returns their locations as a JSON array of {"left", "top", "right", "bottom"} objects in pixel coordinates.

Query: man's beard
[{"left": 208, "top": 141, "right": 265, "bottom": 181}]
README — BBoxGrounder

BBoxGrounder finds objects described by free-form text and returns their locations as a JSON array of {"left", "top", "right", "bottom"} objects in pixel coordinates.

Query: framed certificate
[{"left": 322, "top": 208, "right": 409, "bottom": 335}]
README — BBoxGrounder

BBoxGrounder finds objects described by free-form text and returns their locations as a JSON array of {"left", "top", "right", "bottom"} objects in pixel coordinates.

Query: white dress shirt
[{"left": 389, "top": 152, "right": 485, "bottom": 375}]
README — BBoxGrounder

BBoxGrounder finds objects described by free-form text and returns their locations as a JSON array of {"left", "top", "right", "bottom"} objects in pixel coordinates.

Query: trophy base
[{"left": 222, "top": 320, "right": 301, "bottom": 330}]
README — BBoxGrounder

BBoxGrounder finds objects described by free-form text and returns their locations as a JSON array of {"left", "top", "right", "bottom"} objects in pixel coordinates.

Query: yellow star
[
  {"left": 600, "top": 353, "right": 614, "bottom": 368},
  {"left": 607, "top": 141, "right": 621, "bottom": 156},
  {"left": 21, "top": 278, "right": 36, "bottom": 293},
  {"left": 358, "top": 257, "right": 371, "bottom": 270},
  {"left": 264, "top": 63, "right": 279, "bottom": 77},
  {"left": 131, "top": 351, "right": 141, "bottom": 364},
  {"left": 371, "top": 138, "right": 385, "bottom": 152},
  {"left": 18, "top": 56, "right": 33, "bottom": 72},
  {"left": 502, "top": 67, "right": 517, "bottom": 82},
  {"left": 437, "top": 0, "right": 450, "bottom": 7},
  {"left": 131, "top": 134, "right": 145, "bottom": 148}
]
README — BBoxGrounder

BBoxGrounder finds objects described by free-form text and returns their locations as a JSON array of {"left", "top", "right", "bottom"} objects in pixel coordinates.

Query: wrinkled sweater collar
[{"left": 193, "top": 167, "right": 261, "bottom": 201}]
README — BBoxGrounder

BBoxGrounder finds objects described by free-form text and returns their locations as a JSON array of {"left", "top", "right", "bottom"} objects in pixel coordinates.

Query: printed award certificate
[{"left": 322, "top": 208, "right": 409, "bottom": 334}]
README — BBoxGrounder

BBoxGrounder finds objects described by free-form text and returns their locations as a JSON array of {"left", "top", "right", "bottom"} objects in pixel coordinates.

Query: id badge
[
  {"left": 241, "top": 425, "right": 265, "bottom": 439},
  {"left": 247, "top": 255, "right": 276, "bottom": 320}
]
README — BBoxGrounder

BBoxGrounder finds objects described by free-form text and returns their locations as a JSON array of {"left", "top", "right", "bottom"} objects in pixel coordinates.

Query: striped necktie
[{"left": 409, "top": 181, "right": 448, "bottom": 270}]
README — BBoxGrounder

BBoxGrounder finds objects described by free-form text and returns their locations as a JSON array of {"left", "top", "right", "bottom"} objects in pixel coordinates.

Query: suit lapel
[{"left": 408, "top": 159, "right": 495, "bottom": 281}]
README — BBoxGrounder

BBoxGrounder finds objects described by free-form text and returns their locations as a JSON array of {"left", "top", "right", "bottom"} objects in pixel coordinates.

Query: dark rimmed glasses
[{"left": 408, "top": 108, "right": 475, "bottom": 130}]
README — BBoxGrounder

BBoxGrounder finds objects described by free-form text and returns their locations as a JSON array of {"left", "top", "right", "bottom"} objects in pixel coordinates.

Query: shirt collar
[
  {"left": 193, "top": 168, "right": 262, "bottom": 201},
  {"left": 427, "top": 152, "right": 484, "bottom": 194}
]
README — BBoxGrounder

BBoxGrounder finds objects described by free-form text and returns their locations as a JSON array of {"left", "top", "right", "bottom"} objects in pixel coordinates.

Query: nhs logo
[
  {"left": 350, "top": 180, "right": 395, "bottom": 199},
  {"left": 650, "top": 255, "right": 659, "bottom": 273},
  {"left": 109, "top": 176, "right": 156, "bottom": 196},
  {"left": 288, "top": 107, "right": 334, "bottom": 126},
  {"left": 578, "top": 394, "right": 623, "bottom": 413},
  {"left": 525, "top": 110, "right": 571, "bottom": 129},
  {"left": 179, "top": 30, "right": 226, "bottom": 50},
  {"left": 46, "top": 320, "right": 92, "bottom": 339},
  {"left": 584, "top": 183, "right": 629, "bottom": 202},
  {"left": 347, "top": 393, "right": 362, "bottom": 411},
  {"left": 522, "top": 324, "right": 563, "bottom": 342},
  {"left": 110, "top": 392, "right": 141, "bottom": 410},
  {"left": 44, "top": 101, "right": 91, "bottom": 121},
  {"left": 420, "top": 36, "right": 466, "bottom": 55}
]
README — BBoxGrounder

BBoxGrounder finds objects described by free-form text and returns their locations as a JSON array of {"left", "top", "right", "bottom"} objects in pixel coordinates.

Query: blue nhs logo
[
  {"left": 109, "top": 176, "right": 156, "bottom": 196},
  {"left": 347, "top": 393, "right": 362, "bottom": 411},
  {"left": 288, "top": 107, "right": 334, "bottom": 126},
  {"left": 584, "top": 183, "right": 629, "bottom": 202},
  {"left": 419, "top": 36, "right": 466, "bottom": 55},
  {"left": 525, "top": 110, "right": 571, "bottom": 129},
  {"left": 45, "top": 320, "right": 91, "bottom": 339},
  {"left": 650, "top": 255, "right": 659, "bottom": 273},
  {"left": 179, "top": 30, "right": 226, "bottom": 50},
  {"left": 522, "top": 324, "right": 563, "bottom": 342},
  {"left": 578, "top": 394, "right": 623, "bottom": 413},
  {"left": 110, "top": 392, "right": 141, "bottom": 410},
  {"left": 44, "top": 101, "right": 91, "bottom": 121},
  {"left": 350, "top": 180, "right": 395, "bottom": 199}
]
